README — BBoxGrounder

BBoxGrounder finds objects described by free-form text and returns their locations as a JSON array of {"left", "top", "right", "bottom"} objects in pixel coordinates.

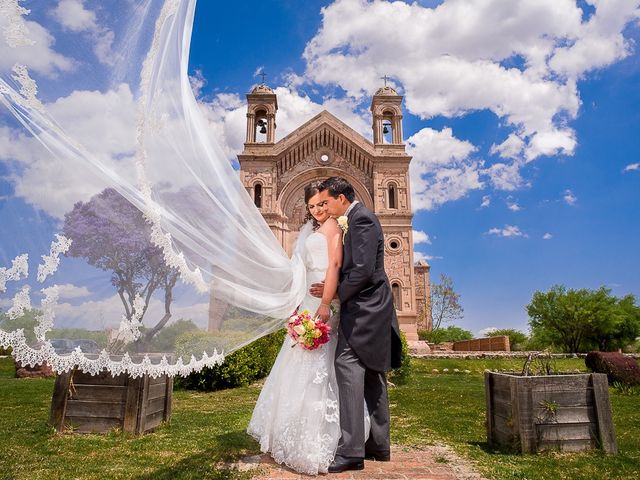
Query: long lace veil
[{"left": 0, "top": 0, "right": 307, "bottom": 376}]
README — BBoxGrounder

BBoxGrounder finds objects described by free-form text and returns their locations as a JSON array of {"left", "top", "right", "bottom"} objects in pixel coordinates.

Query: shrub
[
  {"left": 388, "top": 331, "right": 411, "bottom": 385},
  {"left": 489, "top": 329, "right": 528, "bottom": 351},
  {"left": 175, "top": 329, "right": 286, "bottom": 391},
  {"left": 622, "top": 339, "right": 640, "bottom": 353},
  {"left": 147, "top": 319, "right": 199, "bottom": 352},
  {"left": 418, "top": 325, "right": 473, "bottom": 344},
  {"left": 0, "top": 346, "right": 12, "bottom": 356},
  {"left": 585, "top": 351, "right": 640, "bottom": 386},
  {"left": 174, "top": 329, "right": 253, "bottom": 358}
]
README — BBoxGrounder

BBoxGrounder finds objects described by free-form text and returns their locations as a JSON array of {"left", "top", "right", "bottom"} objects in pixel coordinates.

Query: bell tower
[
  {"left": 370, "top": 83, "right": 418, "bottom": 340},
  {"left": 239, "top": 83, "right": 288, "bottom": 246},
  {"left": 245, "top": 84, "right": 278, "bottom": 144},
  {"left": 371, "top": 82, "right": 404, "bottom": 146}
]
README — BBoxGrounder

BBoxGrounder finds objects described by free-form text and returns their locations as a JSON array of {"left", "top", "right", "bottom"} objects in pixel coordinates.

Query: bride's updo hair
[{"left": 304, "top": 181, "right": 323, "bottom": 229}]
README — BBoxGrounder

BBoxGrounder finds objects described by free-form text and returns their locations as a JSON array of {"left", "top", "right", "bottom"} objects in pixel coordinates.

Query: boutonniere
[{"left": 337, "top": 215, "right": 348, "bottom": 243}]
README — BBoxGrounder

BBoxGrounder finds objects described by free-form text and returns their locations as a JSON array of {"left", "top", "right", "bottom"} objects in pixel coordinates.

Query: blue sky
[
  {"left": 1, "top": 0, "right": 639, "bottom": 337},
  {"left": 187, "top": 1, "right": 640, "bottom": 334}
]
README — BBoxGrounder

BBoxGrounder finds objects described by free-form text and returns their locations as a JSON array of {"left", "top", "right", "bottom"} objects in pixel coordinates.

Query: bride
[{"left": 247, "top": 181, "right": 345, "bottom": 475}]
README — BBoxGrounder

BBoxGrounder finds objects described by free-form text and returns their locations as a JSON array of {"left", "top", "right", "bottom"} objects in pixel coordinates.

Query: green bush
[
  {"left": 177, "top": 327, "right": 413, "bottom": 391},
  {"left": 623, "top": 339, "right": 640, "bottom": 353},
  {"left": 48, "top": 328, "right": 109, "bottom": 346},
  {"left": 418, "top": 325, "right": 473, "bottom": 343},
  {"left": 147, "top": 319, "right": 199, "bottom": 352},
  {"left": 489, "top": 328, "right": 528, "bottom": 351},
  {"left": 175, "top": 328, "right": 286, "bottom": 391},
  {"left": 0, "top": 346, "right": 11, "bottom": 356},
  {"left": 174, "top": 329, "right": 254, "bottom": 358},
  {"left": 388, "top": 331, "right": 411, "bottom": 385}
]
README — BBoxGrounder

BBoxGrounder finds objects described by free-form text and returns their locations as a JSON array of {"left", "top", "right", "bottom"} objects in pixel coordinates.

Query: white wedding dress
[{"left": 247, "top": 230, "right": 343, "bottom": 475}]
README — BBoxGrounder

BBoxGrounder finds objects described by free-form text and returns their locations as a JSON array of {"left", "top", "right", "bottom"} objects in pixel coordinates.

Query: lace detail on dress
[
  {"left": 34, "top": 286, "right": 58, "bottom": 342},
  {"left": 37, "top": 235, "right": 72, "bottom": 283},
  {"left": 7, "top": 285, "right": 31, "bottom": 319},
  {"left": 0, "top": 0, "right": 35, "bottom": 48},
  {"left": 247, "top": 333, "right": 341, "bottom": 475},
  {"left": 313, "top": 349, "right": 329, "bottom": 384},
  {"left": 0, "top": 253, "right": 28, "bottom": 293}
]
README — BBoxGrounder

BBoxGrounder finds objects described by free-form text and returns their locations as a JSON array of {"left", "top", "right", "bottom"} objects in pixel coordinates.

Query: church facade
[{"left": 237, "top": 84, "right": 431, "bottom": 340}]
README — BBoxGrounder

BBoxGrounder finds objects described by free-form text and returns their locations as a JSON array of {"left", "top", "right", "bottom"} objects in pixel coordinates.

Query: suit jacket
[{"left": 337, "top": 202, "right": 403, "bottom": 372}]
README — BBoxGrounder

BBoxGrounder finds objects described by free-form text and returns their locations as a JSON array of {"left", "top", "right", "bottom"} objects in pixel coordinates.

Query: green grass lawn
[{"left": 0, "top": 356, "right": 638, "bottom": 480}]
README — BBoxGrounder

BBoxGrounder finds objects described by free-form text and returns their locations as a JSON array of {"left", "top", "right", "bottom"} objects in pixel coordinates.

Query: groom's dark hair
[{"left": 319, "top": 176, "right": 355, "bottom": 202}]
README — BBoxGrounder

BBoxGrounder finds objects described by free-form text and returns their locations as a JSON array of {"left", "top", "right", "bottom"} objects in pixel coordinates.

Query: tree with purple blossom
[{"left": 63, "top": 188, "right": 179, "bottom": 351}]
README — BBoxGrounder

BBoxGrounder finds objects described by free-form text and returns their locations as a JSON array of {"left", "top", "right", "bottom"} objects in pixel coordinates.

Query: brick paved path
[{"left": 238, "top": 444, "right": 487, "bottom": 480}]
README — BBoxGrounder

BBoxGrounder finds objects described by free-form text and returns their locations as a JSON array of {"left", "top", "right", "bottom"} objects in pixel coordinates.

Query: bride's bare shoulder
[{"left": 320, "top": 217, "right": 341, "bottom": 236}]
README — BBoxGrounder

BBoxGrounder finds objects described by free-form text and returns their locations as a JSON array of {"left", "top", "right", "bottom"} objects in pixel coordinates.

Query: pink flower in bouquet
[{"left": 287, "top": 309, "right": 331, "bottom": 350}]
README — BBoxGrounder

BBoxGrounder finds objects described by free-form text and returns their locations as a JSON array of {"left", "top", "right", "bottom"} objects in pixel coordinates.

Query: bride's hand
[{"left": 314, "top": 303, "right": 331, "bottom": 324}]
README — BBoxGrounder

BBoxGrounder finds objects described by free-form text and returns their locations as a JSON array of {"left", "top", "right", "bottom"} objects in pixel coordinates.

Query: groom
[{"left": 311, "top": 176, "right": 402, "bottom": 473}]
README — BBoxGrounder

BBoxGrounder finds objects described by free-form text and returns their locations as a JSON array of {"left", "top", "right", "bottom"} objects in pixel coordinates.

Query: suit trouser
[{"left": 334, "top": 329, "right": 390, "bottom": 458}]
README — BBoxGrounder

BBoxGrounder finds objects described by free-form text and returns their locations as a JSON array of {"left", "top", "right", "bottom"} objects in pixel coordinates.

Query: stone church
[{"left": 237, "top": 83, "right": 431, "bottom": 341}]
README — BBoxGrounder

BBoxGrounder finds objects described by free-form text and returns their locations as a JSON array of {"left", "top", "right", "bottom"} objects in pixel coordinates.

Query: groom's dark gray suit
[{"left": 335, "top": 201, "right": 402, "bottom": 458}]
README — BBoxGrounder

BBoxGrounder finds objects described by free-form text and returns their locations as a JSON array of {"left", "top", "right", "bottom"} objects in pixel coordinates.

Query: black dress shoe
[
  {"left": 365, "top": 451, "right": 391, "bottom": 461},
  {"left": 328, "top": 455, "right": 365, "bottom": 473}
]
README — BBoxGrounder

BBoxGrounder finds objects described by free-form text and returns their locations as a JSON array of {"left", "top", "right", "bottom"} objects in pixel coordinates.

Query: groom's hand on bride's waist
[{"left": 309, "top": 281, "right": 324, "bottom": 298}]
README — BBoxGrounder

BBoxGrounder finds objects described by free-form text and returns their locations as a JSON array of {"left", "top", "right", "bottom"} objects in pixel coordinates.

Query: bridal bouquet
[{"left": 287, "top": 309, "right": 331, "bottom": 350}]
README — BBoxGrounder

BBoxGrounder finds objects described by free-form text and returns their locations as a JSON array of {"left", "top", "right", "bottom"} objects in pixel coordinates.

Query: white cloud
[
  {"left": 485, "top": 161, "right": 526, "bottom": 191},
  {"left": 301, "top": 0, "right": 640, "bottom": 191},
  {"left": 563, "top": 189, "right": 577, "bottom": 205},
  {"left": 55, "top": 283, "right": 91, "bottom": 299},
  {"left": 189, "top": 69, "right": 207, "bottom": 98},
  {"left": 486, "top": 225, "right": 527, "bottom": 238},
  {"left": 407, "top": 127, "right": 482, "bottom": 211},
  {"left": 413, "top": 251, "right": 428, "bottom": 263},
  {"left": 1, "top": 84, "right": 137, "bottom": 218},
  {"left": 623, "top": 163, "right": 640, "bottom": 172},
  {"left": 548, "top": 0, "right": 639, "bottom": 80},
  {"left": 0, "top": 4, "right": 73, "bottom": 75},
  {"left": 480, "top": 195, "right": 491, "bottom": 208},
  {"left": 543, "top": 233, "right": 553, "bottom": 240},
  {"left": 507, "top": 198, "right": 521, "bottom": 211},
  {"left": 52, "top": 0, "right": 97, "bottom": 32},
  {"left": 50, "top": 0, "right": 116, "bottom": 65},
  {"left": 414, "top": 251, "right": 442, "bottom": 263},
  {"left": 413, "top": 230, "right": 432, "bottom": 245},
  {"left": 478, "top": 326, "right": 498, "bottom": 337},
  {"left": 490, "top": 133, "right": 524, "bottom": 160}
]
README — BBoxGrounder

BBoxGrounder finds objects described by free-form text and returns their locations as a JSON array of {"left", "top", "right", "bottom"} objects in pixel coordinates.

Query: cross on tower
[
  {"left": 380, "top": 75, "right": 390, "bottom": 87},
  {"left": 257, "top": 70, "right": 267, "bottom": 84}
]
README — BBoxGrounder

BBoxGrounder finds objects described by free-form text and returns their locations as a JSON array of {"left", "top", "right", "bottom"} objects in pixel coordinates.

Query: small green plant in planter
[
  {"left": 521, "top": 352, "right": 558, "bottom": 376},
  {"left": 539, "top": 399, "right": 559, "bottom": 414},
  {"left": 537, "top": 399, "right": 559, "bottom": 424}
]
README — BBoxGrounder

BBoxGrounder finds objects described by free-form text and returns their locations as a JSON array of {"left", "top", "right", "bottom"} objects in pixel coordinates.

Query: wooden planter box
[
  {"left": 50, "top": 369, "right": 173, "bottom": 434},
  {"left": 484, "top": 372, "right": 617, "bottom": 453}
]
